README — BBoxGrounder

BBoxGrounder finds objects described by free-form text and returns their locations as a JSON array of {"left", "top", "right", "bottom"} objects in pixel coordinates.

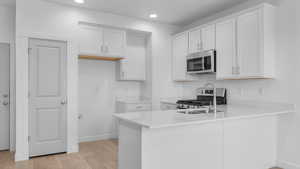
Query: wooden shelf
[{"left": 79, "top": 55, "right": 124, "bottom": 61}]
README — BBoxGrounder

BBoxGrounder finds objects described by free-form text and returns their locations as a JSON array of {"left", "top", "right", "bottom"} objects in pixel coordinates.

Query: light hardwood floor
[
  {"left": 0, "top": 139, "right": 118, "bottom": 169},
  {"left": 0, "top": 140, "right": 283, "bottom": 169}
]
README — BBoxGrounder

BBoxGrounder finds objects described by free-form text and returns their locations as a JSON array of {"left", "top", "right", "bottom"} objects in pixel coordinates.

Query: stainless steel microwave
[{"left": 187, "top": 50, "right": 216, "bottom": 74}]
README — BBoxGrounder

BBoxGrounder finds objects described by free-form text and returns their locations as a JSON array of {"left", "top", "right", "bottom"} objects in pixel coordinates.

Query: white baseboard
[
  {"left": 79, "top": 133, "right": 117, "bottom": 143},
  {"left": 278, "top": 161, "right": 300, "bottom": 169}
]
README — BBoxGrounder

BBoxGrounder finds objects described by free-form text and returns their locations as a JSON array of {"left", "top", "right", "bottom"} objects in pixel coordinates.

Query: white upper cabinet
[
  {"left": 237, "top": 9, "right": 262, "bottom": 77},
  {"left": 173, "top": 32, "right": 195, "bottom": 81},
  {"left": 216, "top": 19, "right": 237, "bottom": 79},
  {"left": 201, "top": 24, "right": 216, "bottom": 51},
  {"left": 216, "top": 3, "right": 276, "bottom": 79},
  {"left": 118, "top": 32, "right": 147, "bottom": 81},
  {"left": 103, "top": 28, "right": 126, "bottom": 57},
  {"left": 188, "top": 29, "right": 201, "bottom": 54},
  {"left": 79, "top": 25, "right": 126, "bottom": 57},
  {"left": 188, "top": 24, "right": 216, "bottom": 54},
  {"left": 175, "top": 3, "right": 275, "bottom": 80},
  {"left": 79, "top": 25, "right": 103, "bottom": 55}
]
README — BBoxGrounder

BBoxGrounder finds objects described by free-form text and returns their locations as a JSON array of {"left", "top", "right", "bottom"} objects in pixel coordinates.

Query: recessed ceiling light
[
  {"left": 149, "top": 13, "right": 158, "bottom": 19},
  {"left": 74, "top": 0, "right": 85, "bottom": 4}
]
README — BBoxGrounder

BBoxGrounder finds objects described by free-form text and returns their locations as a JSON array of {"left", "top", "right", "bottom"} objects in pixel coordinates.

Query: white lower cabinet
[
  {"left": 115, "top": 101, "right": 152, "bottom": 137},
  {"left": 116, "top": 101, "right": 152, "bottom": 113},
  {"left": 118, "top": 115, "right": 277, "bottom": 169},
  {"left": 223, "top": 116, "right": 277, "bottom": 169},
  {"left": 216, "top": 4, "right": 276, "bottom": 79}
]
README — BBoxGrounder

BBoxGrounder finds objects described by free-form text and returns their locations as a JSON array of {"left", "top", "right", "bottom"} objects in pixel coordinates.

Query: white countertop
[{"left": 113, "top": 101, "right": 295, "bottom": 128}]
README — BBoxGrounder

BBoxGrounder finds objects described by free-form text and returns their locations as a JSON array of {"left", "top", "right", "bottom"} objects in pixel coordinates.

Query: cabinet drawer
[{"left": 126, "top": 103, "right": 152, "bottom": 112}]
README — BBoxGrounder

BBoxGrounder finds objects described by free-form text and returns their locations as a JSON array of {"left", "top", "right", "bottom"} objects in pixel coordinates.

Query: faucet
[{"left": 204, "top": 82, "right": 217, "bottom": 118}]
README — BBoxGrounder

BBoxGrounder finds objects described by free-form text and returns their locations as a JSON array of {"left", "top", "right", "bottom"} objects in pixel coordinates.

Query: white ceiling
[{"left": 46, "top": 0, "right": 249, "bottom": 26}]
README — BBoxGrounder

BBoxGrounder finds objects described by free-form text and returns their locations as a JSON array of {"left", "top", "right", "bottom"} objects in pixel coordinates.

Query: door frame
[
  {"left": 0, "top": 41, "right": 15, "bottom": 152},
  {"left": 15, "top": 35, "right": 79, "bottom": 161}
]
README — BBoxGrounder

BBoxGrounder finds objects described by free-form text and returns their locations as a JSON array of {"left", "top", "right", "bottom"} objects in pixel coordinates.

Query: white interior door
[
  {"left": 29, "top": 39, "right": 67, "bottom": 157},
  {"left": 0, "top": 43, "right": 10, "bottom": 151}
]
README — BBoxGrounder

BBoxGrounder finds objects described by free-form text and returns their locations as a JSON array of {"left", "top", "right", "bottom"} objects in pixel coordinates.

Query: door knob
[
  {"left": 3, "top": 101, "right": 9, "bottom": 106},
  {"left": 61, "top": 100, "right": 67, "bottom": 105},
  {"left": 3, "top": 94, "right": 8, "bottom": 98}
]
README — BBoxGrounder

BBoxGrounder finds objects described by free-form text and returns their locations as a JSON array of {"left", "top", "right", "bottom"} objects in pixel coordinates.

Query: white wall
[
  {"left": 78, "top": 60, "right": 141, "bottom": 142},
  {"left": 15, "top": 0, "right": 179, "bottom": 161},
  {"left": 176, "top": 0, "right": 300, "bottom": 168}
]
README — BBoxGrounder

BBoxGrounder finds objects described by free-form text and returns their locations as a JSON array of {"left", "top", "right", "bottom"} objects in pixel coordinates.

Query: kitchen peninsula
[{"left": 114, "top": 101, "right": 295, "bottom": 169}]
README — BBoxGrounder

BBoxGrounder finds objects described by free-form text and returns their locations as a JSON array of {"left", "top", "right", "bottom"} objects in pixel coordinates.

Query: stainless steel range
[{"left": 176, "top": 88, "right": 227, "bottom": 114}]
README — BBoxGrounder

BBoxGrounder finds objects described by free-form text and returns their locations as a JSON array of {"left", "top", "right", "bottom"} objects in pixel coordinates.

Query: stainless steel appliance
[
  {"left": 187, "top": 49, "right": 216, "bottom": 74},
  {"left": 176, "top": 88, "right": 227, "bottom": 114}
]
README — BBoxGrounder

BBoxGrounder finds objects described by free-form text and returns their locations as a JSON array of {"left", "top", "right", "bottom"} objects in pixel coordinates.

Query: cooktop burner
[
  {"left": 176, "top": 88, "right": 227, "bottom": 110},
  {"left": 177, "top": 100, "right": 212, "bottom": 106}
]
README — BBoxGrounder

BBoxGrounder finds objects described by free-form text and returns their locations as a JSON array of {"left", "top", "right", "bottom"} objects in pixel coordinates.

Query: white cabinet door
[
  {"left": 188, "top": 29, "right": 201, "bottom": 54},
  {"left": 173, "top": 32, "right": 190, "bottom": 81},
  {"left": 103, "top": 28, "right": 126, "bottom": 57},
  {"left": 201, "top": 24, "right": 216, "bottom": 51},
  {"left": 216, "top": 19, "right": 237, "bottom": 79},
  {"left": 120, "top": 33, "right": 146, "bottom": 81},
  {"left": 237, "top": 9, "right": 261, "bottom": 77},
  {"left": 223, "top": 117, "right": 277, "bottom": 169},
  {"left": 79, "top": 25, "right": 103, "bottom": 55}
]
